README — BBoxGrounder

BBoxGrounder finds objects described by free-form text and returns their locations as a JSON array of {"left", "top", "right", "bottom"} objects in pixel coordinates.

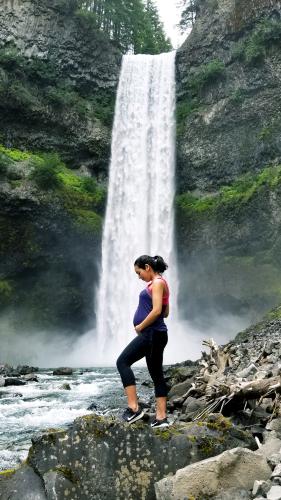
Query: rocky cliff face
[
  {"left": 0, "top": 1, "right": 121, "bottom": 335},
  {"left": 175, "top": 0, "right": 281, "bottom": 323},
  {"left": 0, "top": 0, "right": 121, "bottom": 171}
]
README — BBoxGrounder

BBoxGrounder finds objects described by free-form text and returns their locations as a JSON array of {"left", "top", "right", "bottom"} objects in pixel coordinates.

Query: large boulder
[
  {"left": 0, "top": 414, "right": 256, "bottom": 500},
  {"left": 154, "top": 447, "right": 272, "bottom": 500}
]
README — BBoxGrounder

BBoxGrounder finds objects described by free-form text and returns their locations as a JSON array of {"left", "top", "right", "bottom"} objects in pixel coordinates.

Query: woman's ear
[{"left": 145, "top": 264, "right": 150, "bottom": 271}]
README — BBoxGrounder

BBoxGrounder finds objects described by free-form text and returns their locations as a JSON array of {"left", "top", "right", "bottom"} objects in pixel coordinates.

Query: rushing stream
[{"left": 0, "top": 367, "right": 149, "bottom": 471}]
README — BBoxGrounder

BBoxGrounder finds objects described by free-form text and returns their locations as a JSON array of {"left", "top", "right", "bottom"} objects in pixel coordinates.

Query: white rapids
[{"left": 95, "top": 51, "right": 179, "bottom": 363}]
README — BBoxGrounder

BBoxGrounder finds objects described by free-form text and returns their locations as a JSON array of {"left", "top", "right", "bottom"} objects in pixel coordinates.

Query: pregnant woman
[{"left": 116, "top": 254, "right": 170, "bottom": 428}]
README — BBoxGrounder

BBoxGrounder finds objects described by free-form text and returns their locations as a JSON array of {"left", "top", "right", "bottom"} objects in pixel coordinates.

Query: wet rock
[
  {"left": 17, "top": 366, "right": 39, "bottom": 375},
  {"left": 168, "top": 380, "right": 192, "bottom": 400},
  {"left": 23, "top": 374, "right": 39, "bottom": 382},
  {"left": 21, "top": 414, "right": 254, "bottom": 500},
  {"left": 60, "top": 383, "right": 71, "bottom": 390},
  {"left": 155, "top": 447, "right": 271, "bottom": 500},
  {"left": 0, "top": 376, "right": 5, "bottom": 387},
  {"left": 4, "top": 378, "right": 26, "bottom": 386},
  {"left": 0, "top": 391, "right": 22, "bottom": 398},
  {"left": 0, "top": 464, "right": 46, "bottom": 499},
  {"left": 52, "top": 367, "right": 73, "bottom": 376},
  {"left": 87, "top": 402, "right": 98, "bottom": 411},
  {"left": 43, "top": 470, "right": 76, "bottom": 499},
  {"left": 183, "top": 396, "right": 206, "bottom": 419}
]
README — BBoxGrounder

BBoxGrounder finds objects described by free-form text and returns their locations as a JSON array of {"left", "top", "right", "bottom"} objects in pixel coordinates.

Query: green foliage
[
  {"left": 0, "top": 152, "right": 12, "bottom": 174},
  {"left": 0, "top": 45, "right": 25, "bottom": 70},
  {"left": 176, "top": 98, "right": 200, "bottom": 136},
  {"left": 178, "top": 0, "right": 200, "bottom": 32},
  {"left": 189, "top": 60, "right": 225, "bottom": 94},
  {"left": 176, "top": 165, "right": 281, "bottom": 216},
  {"left": 69, "top": 208, "right": 102, "bottom": 232},
  {"left": 232, "top": 19, "right": 281, "bottom": 65},
  {"left": 29, "top": 154, "right": 63, "bottom": 190},
  {"left": 176, "top": 59, "right": 225, "bottom": 135},
  {"left": 45, "top": 85, "right": 88, "bottom": 116},
  {"left": 229, "top": 88, "right": 246, "bottom": 105},
  {"left": 76, "top": 0, "right": 172, "bottom": 54},
  {"left": 0, "top": 145, "right": 32, "bottom": 162},
  {"left": 0, "top": 279, "right": 13, "bottom": 306},
  {"left": 8, "top": 81, "right": 41, "bottom": 110}
]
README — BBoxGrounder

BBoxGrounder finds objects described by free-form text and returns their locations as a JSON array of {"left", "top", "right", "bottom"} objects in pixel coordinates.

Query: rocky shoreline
[{"left": 2, "top": 310, "right": 281, "bottom": 498}]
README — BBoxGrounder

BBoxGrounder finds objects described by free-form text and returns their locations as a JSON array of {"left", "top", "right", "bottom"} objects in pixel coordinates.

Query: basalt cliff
[{"left": 176, "top": 0, "right": 281, "bottom": 324}]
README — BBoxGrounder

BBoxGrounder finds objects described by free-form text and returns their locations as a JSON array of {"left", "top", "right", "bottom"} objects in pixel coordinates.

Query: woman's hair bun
[{"left": 134, "top": 255, "right": 168, "bottom": 273}]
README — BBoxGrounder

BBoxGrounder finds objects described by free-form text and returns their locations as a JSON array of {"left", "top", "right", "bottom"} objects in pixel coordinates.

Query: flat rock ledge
[{"left": 0, "top": 413, "right": 255, "bottom": 500}]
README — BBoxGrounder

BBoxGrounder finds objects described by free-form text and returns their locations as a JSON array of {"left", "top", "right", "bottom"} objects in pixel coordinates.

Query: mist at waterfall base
[{"left": 0, "top": 307, "right": 249, "bottom": 368}]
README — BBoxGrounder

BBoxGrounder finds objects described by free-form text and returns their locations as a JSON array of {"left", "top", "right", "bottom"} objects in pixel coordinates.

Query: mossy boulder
[{"left": 0, "top": 414, "right": 255, "bottom": 500}]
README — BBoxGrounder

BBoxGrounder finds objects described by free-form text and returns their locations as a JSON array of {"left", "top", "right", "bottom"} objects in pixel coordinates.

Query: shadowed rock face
[
  {"left": 175, "top": 0, "right": 281, "bottom": 324},
  {"left": 0, "top": 0, "right": 122, "bottom": 171},
  {"left": 0, "top": 414, "right": 255, "bottom": 500},
  {"left": 176, "top": 0, "right": 281, "bottom": 191}
]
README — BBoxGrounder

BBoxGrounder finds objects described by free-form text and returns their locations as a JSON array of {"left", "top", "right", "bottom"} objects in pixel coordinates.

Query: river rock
[
  {"left": 0, "top": 464, "right": 46, "bottom": 499},
  {"left": 52, "top": 367, "right": 73, "bottom": 376},
  {"left": 17, "top": 365, "right": 39, "bottom": 375},
  {"left": 0, "top": 414, "right": 254, "bottom": 500},
  {"left": 23, "top": 374, "right": 39, "bottom": 382},
  {"left": 154, "top": 447, "right": 271, "bottom": 500},
  {"left": 4, "top": 378, "right": 26, "bottom": 386},
  {"left": 60, "top": 383, "right": 71, "bottom": 390},
  {"left": 167, "top": 379, "right": 192, "bottom": 400}
]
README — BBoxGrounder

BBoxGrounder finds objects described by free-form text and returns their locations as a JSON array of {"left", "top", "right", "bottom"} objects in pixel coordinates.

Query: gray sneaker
[
  {"left": 150, "top": 418, "right": 169, "bottom": 429},
  {"left": 122, "top": 407, "right": 144, "bottom": 424}
]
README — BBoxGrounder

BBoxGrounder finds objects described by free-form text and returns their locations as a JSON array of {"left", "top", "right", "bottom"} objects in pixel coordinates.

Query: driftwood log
[{"left": 188, "top": 339, "right": 281, "bottom": 421}]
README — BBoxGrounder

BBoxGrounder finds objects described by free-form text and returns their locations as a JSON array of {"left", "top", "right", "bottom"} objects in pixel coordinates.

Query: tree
[
  {"left": 178, "top": 0, "right": 199, "bottom": 32},
  {"left": 75, "top": 0, "right": 172, "bottom": 54}
]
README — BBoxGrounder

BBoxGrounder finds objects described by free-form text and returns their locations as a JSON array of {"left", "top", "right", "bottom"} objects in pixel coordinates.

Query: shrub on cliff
[
  {"left": 0, "top": 153, "right": 12, "bottom": 175},
  {"left": 232, "top": 19, "right": 281, "bottom": 65},
  {"left": 29, "top": 154, "right": 63, "bottom": 190}
]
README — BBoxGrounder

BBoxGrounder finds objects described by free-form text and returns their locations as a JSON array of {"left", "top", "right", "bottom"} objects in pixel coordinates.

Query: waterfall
[{"left": 95, "top": 51, "right": 178, "bottom": 364}]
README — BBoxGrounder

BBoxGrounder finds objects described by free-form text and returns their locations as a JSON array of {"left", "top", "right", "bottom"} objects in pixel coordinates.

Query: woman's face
[{"left": 134, "top": 265, "right": 151, "bottom": 282}]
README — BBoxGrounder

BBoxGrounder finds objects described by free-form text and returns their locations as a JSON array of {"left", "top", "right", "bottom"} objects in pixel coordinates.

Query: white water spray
[{"left": 95, "top": 52, "right": 178, "bottom": 364}]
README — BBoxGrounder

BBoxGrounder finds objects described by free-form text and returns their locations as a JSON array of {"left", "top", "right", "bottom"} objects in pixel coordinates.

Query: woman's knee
[{"left": 116, "top": 354, "right": 124, "bottom": 373}]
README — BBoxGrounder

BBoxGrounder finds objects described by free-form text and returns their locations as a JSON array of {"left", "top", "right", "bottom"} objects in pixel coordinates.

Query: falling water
[{"left": 95, "top": 51, "right": 178, "bottom": 364}]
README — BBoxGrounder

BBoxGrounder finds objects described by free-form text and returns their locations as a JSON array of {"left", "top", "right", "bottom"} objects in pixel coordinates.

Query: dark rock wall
[
  {"left": 175, "top": 0, "right": 281, "bottom": 323},
  {"left": 0, "top": 0, "right": 122, "bottom": 171},
  {"left": 0, "top": 0, "right": 122, "bottom": 334}
]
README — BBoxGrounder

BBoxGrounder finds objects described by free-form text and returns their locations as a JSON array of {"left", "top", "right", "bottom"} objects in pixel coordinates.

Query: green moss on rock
[{"left": 176, "top": 164, "right": 281, "bottom": 218}]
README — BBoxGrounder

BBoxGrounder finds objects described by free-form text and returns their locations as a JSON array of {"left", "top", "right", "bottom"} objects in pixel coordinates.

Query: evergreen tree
[
  {"left": 178, "top": 0, "right": 199, "bottom": 32},
  {"left": 75, "top": 0, "right": 172, "bottom": 54}
]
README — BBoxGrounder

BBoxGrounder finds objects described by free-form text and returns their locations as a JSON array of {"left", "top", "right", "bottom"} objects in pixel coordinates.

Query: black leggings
[{"left": 116, "top": 328, "right": 168, "bottom": 398}]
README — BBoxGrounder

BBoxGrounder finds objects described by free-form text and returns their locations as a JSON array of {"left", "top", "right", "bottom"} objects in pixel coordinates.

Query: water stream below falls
[{"left": 0, "top": 367, "right": 149, "bottom": 471}]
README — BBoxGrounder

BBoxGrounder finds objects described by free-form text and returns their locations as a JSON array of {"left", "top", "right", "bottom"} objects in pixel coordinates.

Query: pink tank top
[{"left": 146, "top": 277, "right": 169, "bottom": 305}]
